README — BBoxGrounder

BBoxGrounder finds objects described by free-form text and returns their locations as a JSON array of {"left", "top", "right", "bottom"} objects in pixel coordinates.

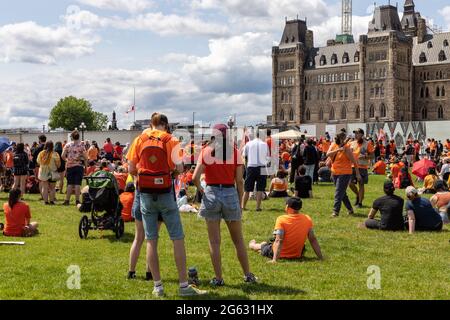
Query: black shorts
[
  {"left": 245, "top": 167, "right": 267, "bottom": 192},
  {"left": 260, "top": 242, "right": 274, "bottom": 259},
  {"left": 67, "top": 166, "right": 84, "bottom": 186},
  {"left": 352, "top": 168, "right": 369, "bottom": 185}
]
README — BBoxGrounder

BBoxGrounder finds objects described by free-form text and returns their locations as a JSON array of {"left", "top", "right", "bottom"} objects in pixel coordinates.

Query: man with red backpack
[{"left": 127, "top": 112, "right": 207, "bottom": 297}]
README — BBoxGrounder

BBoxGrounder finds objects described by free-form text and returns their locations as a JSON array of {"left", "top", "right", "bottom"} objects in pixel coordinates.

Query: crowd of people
[{"left": 0, "top": 114, "right": 449, "bottom": 297}]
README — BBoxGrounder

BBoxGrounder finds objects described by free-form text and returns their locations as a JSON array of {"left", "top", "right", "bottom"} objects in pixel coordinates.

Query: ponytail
[{"left": 8, "top": 189, "right": 22, "bottom": 209}]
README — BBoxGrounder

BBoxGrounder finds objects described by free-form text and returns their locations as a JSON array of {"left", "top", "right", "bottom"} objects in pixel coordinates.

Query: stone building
[{"left": 272, "top": 1, "right": 450, "bottom": 129}]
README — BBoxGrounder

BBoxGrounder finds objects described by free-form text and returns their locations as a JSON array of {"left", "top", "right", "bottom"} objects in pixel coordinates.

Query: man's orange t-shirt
[
  {"left": 119, "top": 192, "right": 134, "bottom": 222},
  {"left": 330, "top": 143, "right": 353, "bottom": 175},
  {"left": 321, "top": 140, "right": 331, "bottom": 153},
  {"left": 274, "top": 213, "right": 313, "bottom": 259},
  {"left": 5, "top": 151, "right": 14, "bottom": 168},
  {"left": 350, "top": 140, "right": 374, "bottom": 169},
  {"left": 373, "top": 161, "right": 386, "bottom": 175},
  {"left": 127, "top": 129, "right": 181, "bottom": 171},
  {"left": 3, "top": 202, "right": 31, "bottom": 237}
]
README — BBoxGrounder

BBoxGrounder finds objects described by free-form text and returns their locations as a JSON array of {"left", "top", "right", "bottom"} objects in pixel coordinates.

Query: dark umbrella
[{"left": 0, "top": 137, "right": 12, "bottom": 153}]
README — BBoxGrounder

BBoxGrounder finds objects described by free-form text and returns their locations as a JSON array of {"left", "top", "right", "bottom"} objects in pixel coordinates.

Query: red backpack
[{"left": 137, "top": 132, "right": 173, "bottom": 194}]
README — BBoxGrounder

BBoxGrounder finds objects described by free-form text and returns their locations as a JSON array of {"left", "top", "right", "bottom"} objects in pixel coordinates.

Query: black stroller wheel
[
  {"left": 0, "top": 223, "right": 4, "bottom": 231},
  {"left": 115, "top": 218, "right": 125, "bottom": 239},
  {"left": 78, "top": 216, "right": 90, "bottom": 239}
]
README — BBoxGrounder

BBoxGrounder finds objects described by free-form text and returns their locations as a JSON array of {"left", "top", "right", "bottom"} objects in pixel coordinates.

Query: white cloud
[
  {"left": 440, "top": 6, "right": 450, "bottom": 29},
  {"left": 77, "top": 0, "right": 154, "bottom": 13},
  {"left": 0, "top": 21, "right": 99, "bottom": 64}
]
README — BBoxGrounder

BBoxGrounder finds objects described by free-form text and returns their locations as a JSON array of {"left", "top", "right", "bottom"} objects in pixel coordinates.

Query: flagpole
[{"left": 133, "top": 86, "right": 136, "bottom": 125}]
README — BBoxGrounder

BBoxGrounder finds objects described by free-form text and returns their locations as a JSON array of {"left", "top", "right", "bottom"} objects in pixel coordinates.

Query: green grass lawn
[{"left": 0, "top": 175, "right": 448, "bottom": 300}]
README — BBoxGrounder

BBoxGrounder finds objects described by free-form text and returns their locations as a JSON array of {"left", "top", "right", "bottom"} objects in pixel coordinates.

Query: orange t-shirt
[
  {"left": 274, "top": 213, "right": 313, "bottom": 259},
  {"left": 87, "top": 147, "right": 98, "bottom": 161},
  {"left": 127, "top": 129, "right": 181, "bottom": 171},
  {"left": 271, "top": 178, "right": 288, "bottom": 192},
  {"left": 5, "top": 151, "right": 14, "bottom": 168},
  {"left": 114, "top": 172, "right": 128, "bottom": 191},
  {"left": 445, "top": 142, "right": 450, "bottom": 150},
  {"left": 119, "top": 192, "right": 134, "bottom": 222},
  {"left": 198, "top": 146, "right": 243, "bottom": 185},
  {"left": 3, "top": 202, "right": 31, "bottom": 237},
  {"left": 86, "top": 166, "right": 96, "bottom": 176},
  {"left": 373, "top": 161, "right": 386, "bottom": 175},
  {"left": 321, "top": 141, "right": 331, "bottom": 153},
  {"left": 330, "top": 143, "right": 353, "bottom": 175},
  {"left": 390, "top": 164, "right": 401, "bottom": 179},
  {"left": 350, "top": 140, "right": 374, "bottom": 169},
  {"left": 281, "top": 152, "right": 291, "bottom": 162}
]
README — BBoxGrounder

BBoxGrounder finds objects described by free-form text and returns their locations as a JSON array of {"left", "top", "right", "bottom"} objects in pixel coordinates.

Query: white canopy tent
[{"left": 271, "top": 130, "right": 315, "bottom": 140}]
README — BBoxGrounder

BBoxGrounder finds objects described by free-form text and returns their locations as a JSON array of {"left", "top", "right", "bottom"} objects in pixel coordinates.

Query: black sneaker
[
  {"left": 49, "top": 201, "right": 56, "bottom": 205},
  {"left": 63, "top": 201, "right": 70, "bottom": 206},
  {"left": 244, "top": 273, "right": 258, "bottom": 283},
  {"left": 145, "top": 272, "right": 153, "bottom": 281},
  {"left": 357, "top": 203, "right": 363, "bottom": 209},
  {"left": 127, "top": 271, "right": 136, "bottom": 280},
  {"left": 210, "top": 278, "right": 225, "bottom": 287},
  {"left": 76, "top": 200, "right": 81, "bottom": 206}
]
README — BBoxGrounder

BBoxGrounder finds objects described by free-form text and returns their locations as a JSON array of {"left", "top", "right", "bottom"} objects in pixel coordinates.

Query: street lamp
[{"left": 80, "top": 122, "right": 87, "bottom": 141}]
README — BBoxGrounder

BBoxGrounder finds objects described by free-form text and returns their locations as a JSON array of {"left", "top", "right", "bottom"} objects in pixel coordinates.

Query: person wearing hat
[
  {"left": 364, "top": 181, "right": 405, "bottom": 231},
  {"left": 249, "top": 197, "right": 323, "bottom": 263},
  {"left": 349, "top": 128, "right": 374, "bottom": 208},
  {"left": 193, "top": 124, "right": 258, "bottom": 286},
  {"left": 430, "top": 180, "right": 450, "bottom": 224},
  {"left": 405, "top": 186, "right": 443, "bottom": 234}
]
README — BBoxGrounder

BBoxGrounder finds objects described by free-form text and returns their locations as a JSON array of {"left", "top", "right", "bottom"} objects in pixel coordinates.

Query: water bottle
[{"left": 188, "top": 267, "right": 200, "bottom": 286}]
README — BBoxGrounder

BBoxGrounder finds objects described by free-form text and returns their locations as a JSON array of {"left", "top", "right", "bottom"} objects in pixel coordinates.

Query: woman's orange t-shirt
[
  {"left": 281, "top": 152, "right": 291, "bottom": 162},
  {"left": 3, "top": 202, "right": 31, "bottom": 237},
  {"left": 87, "top": 147, "right": 98, "bottom": 161},
  {"left": 271, "top": 178, "right": 288, "bottom": 192},
  {"left": 119, "top": 192, "right": 134, "bottom": 222},
  {"left": 330, "top": 143, "right": 353, "bottom": 175}
]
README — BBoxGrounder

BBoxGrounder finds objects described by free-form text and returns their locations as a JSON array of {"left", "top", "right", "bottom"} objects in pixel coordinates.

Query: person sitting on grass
[
  {"left": 363, "top": 181, "right": 404, "bottom": 231},
  {"left": 294, "top": 166, "right": 313, "bottom": 199},
  {"left": 420, "top": 167, "right": 439, "bottom": 194},
  {"left": 2, "top": 189, "right": 38, "bottom": 237},
  {"left": 114, "top": 166, "right": 128, "bottom": 194},
  {"left": 86, "top": 160, "right": 97, "bottom": 176},
  {"left": 372, "top": 157, "right": 387, "bottom": 175},
  {"left": 405, "top": 186, "right": 443, "bottom": 234},
  {"left": 119, "top": 182, "right": 135, "bottom": 222},
  {"left": 317, "top": 161, "right": 332, "bottom": 183},
  {"left": 395, "top": 166, "right": 414, "bottom": 190},
  {"left": 430, "top": 180, "right": 450, "bottom": 225},
  {"left": 249, "top": 197, "right": 323, "bottom": 263},
  {"left": 269, "top": 170, "right": 289, "bottom": 198}
]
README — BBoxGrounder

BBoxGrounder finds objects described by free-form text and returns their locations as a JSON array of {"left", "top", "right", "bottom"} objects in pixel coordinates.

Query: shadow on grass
[
  {"left": 178, "top": 293, "right": 251, "bottom": 301},
  {"left": 227, "top": 282, "right": 307, "bottom": 296},
  {"left": 103, "top": 232, "right": 135, "bottom": 243}
]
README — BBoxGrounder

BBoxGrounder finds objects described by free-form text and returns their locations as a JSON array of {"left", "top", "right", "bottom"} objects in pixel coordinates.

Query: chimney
[
  {"left": 327, "top": 39, "right": 336, "bottom": 47},
  {"left": 306, "top": 30, "right": 314, "bottom": 48},
  {"left": 417, "top": 17, "right": 427, "bottom": 43}
]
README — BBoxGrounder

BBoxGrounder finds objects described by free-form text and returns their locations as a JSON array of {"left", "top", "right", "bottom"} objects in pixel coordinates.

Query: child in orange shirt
[
  {"left": 373, "top": 157, "right": 387, "bottom": 175},
  {"left": 119, "top": 183, "right": 135, "bottom": 222},
  {"left": 2, "top": 189, "right": 38, "bottom": 237},
  {"left": 86, "top": 161, "right": 97, "bottom": 176}
]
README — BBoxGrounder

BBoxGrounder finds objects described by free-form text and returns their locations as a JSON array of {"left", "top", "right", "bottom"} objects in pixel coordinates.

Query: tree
[{"left": 49, "top": 96, "right": 108, "bottom": 131}]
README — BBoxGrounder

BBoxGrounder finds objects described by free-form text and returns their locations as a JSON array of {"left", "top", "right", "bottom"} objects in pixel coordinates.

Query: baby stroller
[
  {"left": 0, "top": 168, "right": 14, "bottom": 193},
  {"left": 78, "top": 170, "right": 125, "bottom": 240}
]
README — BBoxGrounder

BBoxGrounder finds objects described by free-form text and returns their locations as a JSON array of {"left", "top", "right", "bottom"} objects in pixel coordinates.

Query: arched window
[
  {"left": 280, "top": 110, "right": 285, "bottom": 121},
  {"left": 380, "top": 104, "right": 387, "bottom": 118},
  {"left": 380, "top": 85, "right": 385, "bottom": 97},
  {"left": 427, "top": 41, "right": 433, "bottom": 49},
  {"left": 305, "top": 91, "right": 308, "bottom": 100},
  {"left": 341, "top": 106, "right": 347, "bottom": 120},
  {"left": 355, "top": 105, "right": 360, "bottom": 119},
  {"left": 329, "top": 107, "right": 335, "bottom": 120},
  {"left": 420, "top": 87, "right": 424, "bottom": 98},
  {"left": 444, "top": 40, "right": 449, "bottom": 47},
  {"left": 439, "top": 50, "right": 447, "bottom": 62},
  {"left": 281, "top": 92, "right": 285, "bottom": 101},
  {"left": 426, "top": 87, "right": 430, "bottom": 97},
  {"left": 437, "top": 87, "right": 440, "bottom": 97},
  {"left": 438, "top": 105, "right": 444, "bottom": 119},
  {"left": 442, "top": 86, "right": 446, "bottom": 97},
  {"left": 320, "top": 55, "right": 327, "bottom": 66},
  {"left": 354, "top": 51, "right": 360, "bottom": 62},
  {"left": 289, "top": 109, "right": 294, "bottom": 121},
  {"left": 343, "top": 52, "right": 349, "bottom": 64},
  {"left": 344, "top": 87, "right": 348, "bottom": 99},
  {"left": 333, "top": 88, "right": 336, "bottom": 100},
  {"left": 331, "top": 54, "right": 338, "bottom": 65},
  {"left": 305, "top": 108, "right": 310, "bottom": 121},
  {"left": 354, "top": 86, "right": 358, "bottom": 99},
  {"left": 419, "top": 52, "right": 427, "bottom": 63},
  {"left": 319, "top": 108, "right": 324, "bottom": 121},
  {"left": 421, "top": 107, "right": 427, "bottom": 120},
  {"left": 369, "top": 105, "right": 375, "bottom": 118}
]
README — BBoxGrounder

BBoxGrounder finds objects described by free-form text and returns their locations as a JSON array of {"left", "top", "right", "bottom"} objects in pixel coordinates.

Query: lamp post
[{"left": 80, "top": 122, "right": 87, "bottom": 141}]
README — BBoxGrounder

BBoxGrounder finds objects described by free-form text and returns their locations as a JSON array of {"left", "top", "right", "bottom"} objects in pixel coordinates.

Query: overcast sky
[{"left": 0, "top": 0, "right": 449, "bottom": 129}]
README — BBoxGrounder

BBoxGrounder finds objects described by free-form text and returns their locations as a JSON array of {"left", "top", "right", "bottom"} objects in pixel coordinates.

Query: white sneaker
[
  {"left": 179, "top": 285, "right": 208, "bottom": 297},
  {"left": 152, "top": 286, "right": 165, "bottom": 297}
]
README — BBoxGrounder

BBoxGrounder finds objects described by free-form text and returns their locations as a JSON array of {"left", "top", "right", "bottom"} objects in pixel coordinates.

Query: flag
[
  {"left": 126, "top": 105, "right": 135, "bottom": 114},
  {"left": 378, "top": 128, "right": 386, "bottom": 142}
]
